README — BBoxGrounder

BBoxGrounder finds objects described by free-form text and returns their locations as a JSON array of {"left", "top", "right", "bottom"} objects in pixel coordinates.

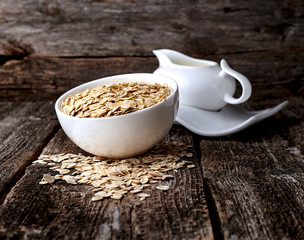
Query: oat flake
[
  {"left": 34, "top": 142, "right": 195, "bottom": 201},
  {"left": 60, "top": 82, "right": 172, "bottom": 118}
]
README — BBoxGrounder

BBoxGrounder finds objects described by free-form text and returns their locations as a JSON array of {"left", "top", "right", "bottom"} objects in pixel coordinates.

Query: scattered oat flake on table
[
  {"left": 138, "top": 193, "right": 151, "bottom": 200},
  {"left": 137, "top": 193, "right": 151, "bottom": 198},
  {"left": 130, "top": 188, "right": 142, "bottom": 194},
  {"left": 187, "top": 164, "right": 195, "bottom": 168},
  {"left": 156, "top": 186, "right": 170, "bottom": 191},
  {"left": 33, "top": 160, "right": 47, "bottom": 164},
  {"left": 35, "top": 142, "right": 194, "bottom": 201},
  {"left": 39, "top": 174, "right": 55, "bottom": 184}
]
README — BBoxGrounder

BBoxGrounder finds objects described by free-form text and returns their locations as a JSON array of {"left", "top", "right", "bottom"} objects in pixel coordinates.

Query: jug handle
[{"left": 220, "top": 59, "right": 252, "bottom": 104}]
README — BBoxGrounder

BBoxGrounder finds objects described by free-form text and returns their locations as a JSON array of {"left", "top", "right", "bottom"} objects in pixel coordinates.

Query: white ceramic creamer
[{"left": 153, "top": 49, "right": 252, "bottom": 111}]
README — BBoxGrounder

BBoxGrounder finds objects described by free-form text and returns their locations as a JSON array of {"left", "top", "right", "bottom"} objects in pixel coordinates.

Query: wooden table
[{"left": 0, "top": 1, "right": 303, "bottom": 239}]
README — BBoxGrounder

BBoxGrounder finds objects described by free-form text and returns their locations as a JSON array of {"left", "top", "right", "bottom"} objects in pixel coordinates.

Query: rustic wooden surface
[
  {"left": 0, "top": 0, "right": 304, "bottom": 239},
  {"left": 0, "top": 0, "right": 303, "bottom": 57},
  {"left": 1, "top": 49, "right": 303, "bottom": 102},
  {"left": 201, "top": 96, "right": 304, "bottom": 240},
  {"left": 0, "top": 126, "right": 213, "bottom": 240},
  {"left": 0, "top": 102, "right": 58, "bottom": 203}
]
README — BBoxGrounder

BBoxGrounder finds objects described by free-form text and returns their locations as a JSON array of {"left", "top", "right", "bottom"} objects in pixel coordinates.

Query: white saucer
[{"left": 175, "top": 101, "right": 289, "bottom": 137}]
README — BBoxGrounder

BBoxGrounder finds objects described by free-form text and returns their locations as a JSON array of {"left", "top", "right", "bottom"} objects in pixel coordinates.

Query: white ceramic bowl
[{"left": 55, "top": 73, "right": 179, "bottom": 158}]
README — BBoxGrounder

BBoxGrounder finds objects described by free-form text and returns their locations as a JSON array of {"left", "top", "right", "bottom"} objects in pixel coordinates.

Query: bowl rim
[{"left": 55, "top": 73, "right": 178, "bottom": 121}]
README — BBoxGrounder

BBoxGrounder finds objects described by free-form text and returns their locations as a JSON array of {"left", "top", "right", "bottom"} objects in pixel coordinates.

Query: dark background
[{"left": 0, "top": 0, "right": 303, "bottom": 104}]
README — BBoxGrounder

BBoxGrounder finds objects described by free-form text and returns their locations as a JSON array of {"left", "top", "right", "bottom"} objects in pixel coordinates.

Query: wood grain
[
  {"left": 0, "top": 0, "right": 303, "bottom": 239},
  {"left": 0, "top": 0, "right": 303, "bottom": 57},
  {"left": 0, "top": 102, "right": 59, "bottom": 201},
  {"left": 0, "top": 49, "right": 303, "bottom": 102},
  {"left": 0, "top": 126, "right": 213, "bottom": 240},
  {"left": 201, "top": 96, "right": 304, "bottom": 240},
  {"left": 0, "top": 57, "right": 157, "bottom": 101}
]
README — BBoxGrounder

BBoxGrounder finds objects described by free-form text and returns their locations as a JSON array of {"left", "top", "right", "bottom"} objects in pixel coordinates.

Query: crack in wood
[
  {"left": 0, "top": 56, "right": 25, "bottom": 66},
  {"left": 1, "top": 40, "right": 33, "bottom": 57},
  {"left": 192, "top": 133, "right": 225, "bottom": 240},
  {"left": 203, "top": 179, "right": 225, "bottom": 240},
  {"left": 0, "top": 124, "right": 60, "bottom": 207}
]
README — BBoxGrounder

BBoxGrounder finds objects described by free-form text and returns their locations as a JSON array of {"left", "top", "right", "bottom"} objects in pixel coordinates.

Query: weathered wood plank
[
  {"left": 206, "top": 51, "right": 304, "bottom": 105},
  {"left": 0, "top": 126, "right": 213, "bottom": 240},
  {"left": 0, "top": 102, "right": 59, "bottom": 201},
  {"left": 0, "top": 56, "right": 157, "bottom": 101},
  {"left": 0, "top": 0, "right": 303, "bottom": 57},
  {"left": 0, "top": 48, "right": 303, "bottom": 102},
  {"left": 201, "top": 96, "right": 304, "bottom": 240}
]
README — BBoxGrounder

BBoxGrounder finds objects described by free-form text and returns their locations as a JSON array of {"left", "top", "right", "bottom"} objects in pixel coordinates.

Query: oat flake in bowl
[{"left": 60, "top": 82, "right": 172, "bottom": 118}]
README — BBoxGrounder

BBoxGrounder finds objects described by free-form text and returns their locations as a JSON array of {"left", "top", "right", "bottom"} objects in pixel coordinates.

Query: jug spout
[{"left": 153, "top": 49, "right": 174, "bottom": 68}]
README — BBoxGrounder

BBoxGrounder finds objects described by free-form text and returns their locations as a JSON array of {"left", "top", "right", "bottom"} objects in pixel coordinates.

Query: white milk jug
[{"left": 153, "top": 49, "right": 252, "bottom": 111}]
